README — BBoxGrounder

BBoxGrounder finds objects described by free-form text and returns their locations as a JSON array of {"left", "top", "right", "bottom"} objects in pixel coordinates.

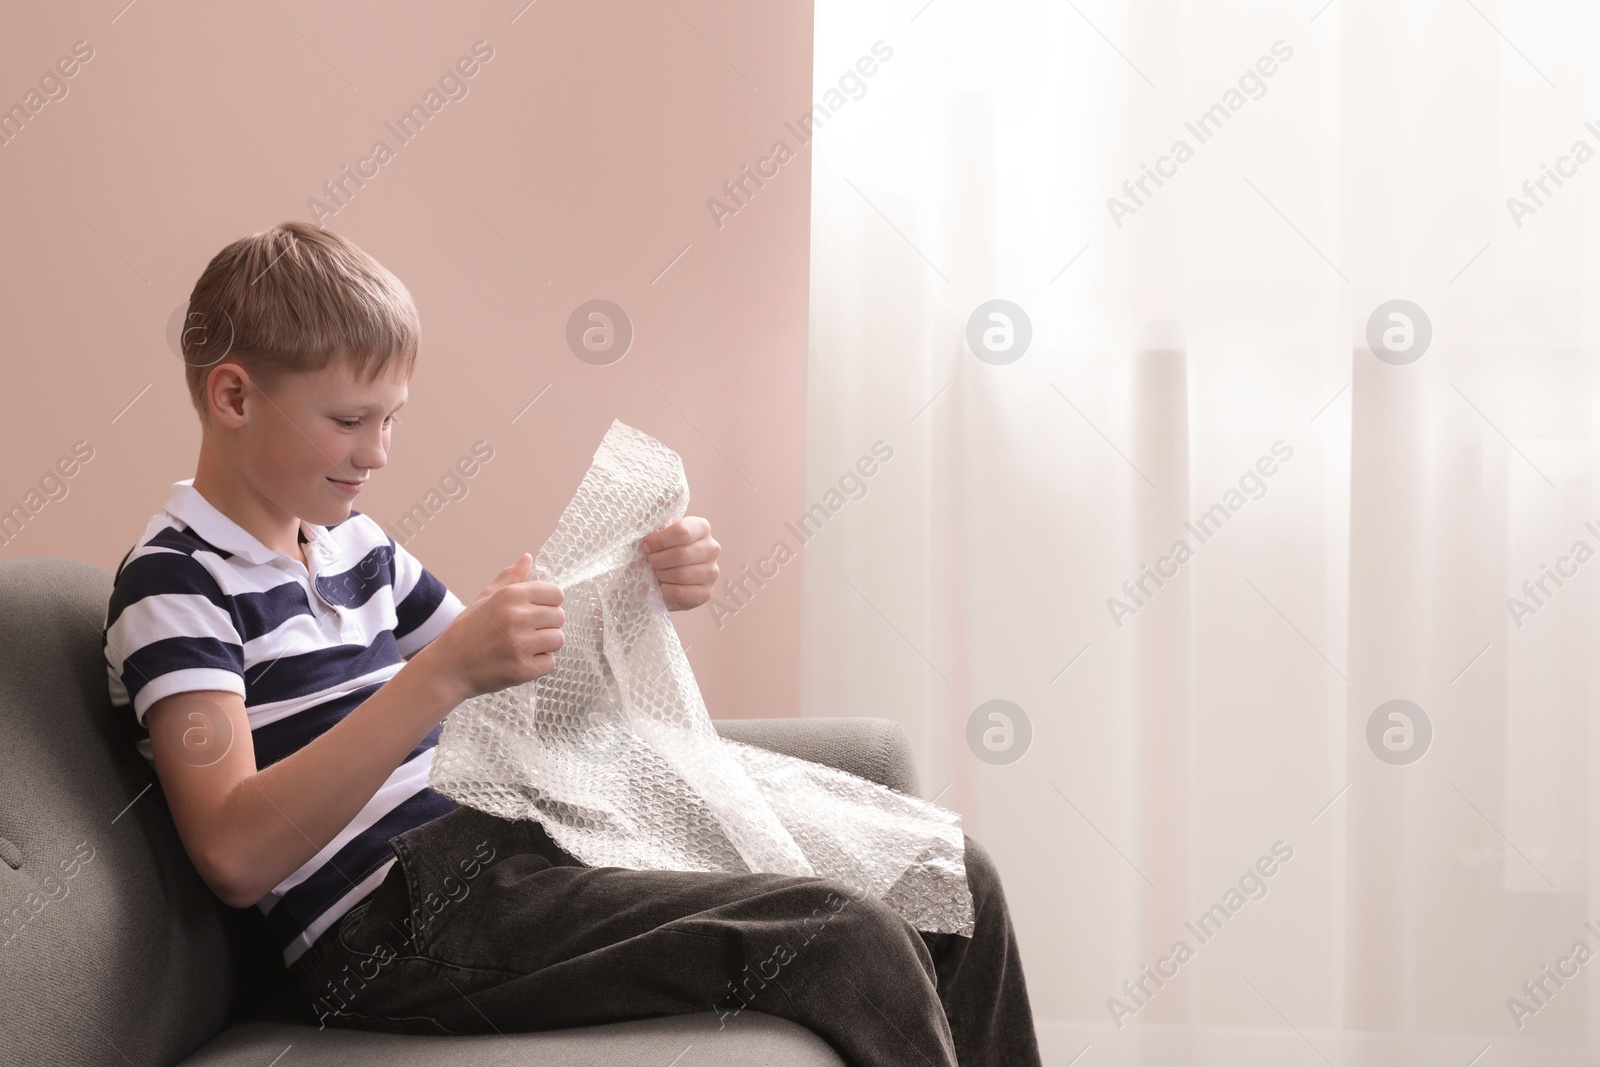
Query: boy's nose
[{"left": 353, "top": 432, "right": 389, "bottom": 471}]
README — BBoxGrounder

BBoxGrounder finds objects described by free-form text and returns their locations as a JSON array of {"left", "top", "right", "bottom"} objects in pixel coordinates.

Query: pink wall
[{"left": 0, "top": 0, "right": 813, "bottom": 719}]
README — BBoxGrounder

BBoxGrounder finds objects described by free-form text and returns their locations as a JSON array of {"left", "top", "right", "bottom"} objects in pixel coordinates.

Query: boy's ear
[{"left": 204, "top": 363, "right": 251, "bottom": 427}]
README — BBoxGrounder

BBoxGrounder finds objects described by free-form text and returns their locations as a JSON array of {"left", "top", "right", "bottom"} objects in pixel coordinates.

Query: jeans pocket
[
  {"left": 304, "top": 880, "right": 418, "bottom": 1029},
  {"left": 334, "top": 897, "right": 378, "bottom": 957}
]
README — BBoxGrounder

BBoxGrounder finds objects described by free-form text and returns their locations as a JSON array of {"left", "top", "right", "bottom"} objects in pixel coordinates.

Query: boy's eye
[{"left": 333, "top": 416, "right": 397, "bottom": 429}]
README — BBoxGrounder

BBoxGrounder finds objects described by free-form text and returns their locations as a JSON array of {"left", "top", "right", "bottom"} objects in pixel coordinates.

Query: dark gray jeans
[{"left": 289, "top": 803, "right": 1041, "bottom": 1067}]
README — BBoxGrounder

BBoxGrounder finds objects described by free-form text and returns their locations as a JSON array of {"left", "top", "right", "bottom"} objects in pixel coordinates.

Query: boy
[{"left": 102, "top": 221, "right": 1041, "bottom": 1067}]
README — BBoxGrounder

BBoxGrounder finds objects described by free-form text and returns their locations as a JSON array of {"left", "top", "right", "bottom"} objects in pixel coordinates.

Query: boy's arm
[
  {"left": 130, "top": 553, "right": 562, "bottom": 909},
  {"left": 147, "top": 658, "right": 464, "bottom": 907}
]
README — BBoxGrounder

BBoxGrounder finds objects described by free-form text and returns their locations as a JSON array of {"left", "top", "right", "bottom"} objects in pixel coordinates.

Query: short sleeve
[
  {"left": 103, "top": 550, "right": 246, "bottom": 729},
  {"left": 389, "top": 538, "right": 465, "bottom": 659}
]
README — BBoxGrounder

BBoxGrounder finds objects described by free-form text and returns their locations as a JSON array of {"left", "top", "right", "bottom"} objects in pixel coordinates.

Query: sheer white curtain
[{"left": 802, "top": 1, "right": 1599, "bottom": 1063}]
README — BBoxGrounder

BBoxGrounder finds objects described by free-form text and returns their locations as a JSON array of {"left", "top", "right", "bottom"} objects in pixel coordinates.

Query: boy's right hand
[{"left": 417, "top": 553, "right": 566, "bottom": 703}]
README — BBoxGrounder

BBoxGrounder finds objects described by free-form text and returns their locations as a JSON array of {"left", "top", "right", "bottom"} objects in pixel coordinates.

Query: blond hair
[{"left": 180, "top": 221, "right": 420, "bottom": 416}]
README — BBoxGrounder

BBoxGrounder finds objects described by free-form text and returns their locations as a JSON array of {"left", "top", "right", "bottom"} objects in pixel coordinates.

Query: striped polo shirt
[{"left": 101, "top": 477, "right": 466, "bottom": 967}]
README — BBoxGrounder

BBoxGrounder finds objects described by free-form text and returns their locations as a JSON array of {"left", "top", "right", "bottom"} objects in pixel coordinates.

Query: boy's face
[{"left": 227, "top": 359, "right": 409, "bottom": 527}]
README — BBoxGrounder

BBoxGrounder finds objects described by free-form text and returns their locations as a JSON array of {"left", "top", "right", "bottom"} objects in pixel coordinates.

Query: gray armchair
[{"left": 0, "top": 556, "right": 921, "bottom": 1066}]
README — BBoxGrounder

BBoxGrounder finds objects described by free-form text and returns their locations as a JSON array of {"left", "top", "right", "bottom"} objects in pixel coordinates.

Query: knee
[
  {"left": 803, "top": 878, "right": 881, "bottom": 934},
  {"left": 804, "top": 878, "right": 922, "bottom": 958},
  {"left": 793, "top": 883, "right": 896, "bottom": 940}
]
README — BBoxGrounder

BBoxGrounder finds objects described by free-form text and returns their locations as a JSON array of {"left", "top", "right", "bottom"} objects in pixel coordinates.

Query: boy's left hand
[{"left": 641, "top": 516, "right": 721, "bottom": 611}]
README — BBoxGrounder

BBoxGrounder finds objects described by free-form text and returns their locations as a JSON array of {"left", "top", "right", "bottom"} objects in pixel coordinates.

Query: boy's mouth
[{"left": 327, "top": 476, "right": 366, "bottom": 496}]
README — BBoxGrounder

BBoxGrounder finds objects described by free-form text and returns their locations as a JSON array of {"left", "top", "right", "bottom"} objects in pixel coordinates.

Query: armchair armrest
[{"left": 713, "top": 716, "right": 920, "bottom": 797}]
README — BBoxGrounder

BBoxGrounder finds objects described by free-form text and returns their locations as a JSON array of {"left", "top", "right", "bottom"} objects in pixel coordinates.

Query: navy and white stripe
[{"left": 102, "top": 478, "right": 465, "bottom": 966}]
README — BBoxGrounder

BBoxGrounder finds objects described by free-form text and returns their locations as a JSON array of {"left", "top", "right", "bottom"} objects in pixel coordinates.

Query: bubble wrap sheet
[{"left": 428, "top": 419, "right": 974, "bottom": 936}]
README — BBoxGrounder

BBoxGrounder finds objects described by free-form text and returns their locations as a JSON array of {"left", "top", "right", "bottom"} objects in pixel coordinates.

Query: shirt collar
[{"left": 163, "top": 478, "right": 337, "bottom": 569}]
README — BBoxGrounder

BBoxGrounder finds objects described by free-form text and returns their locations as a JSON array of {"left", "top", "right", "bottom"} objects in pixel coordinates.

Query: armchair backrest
[{"left": 0, "top": 556, "right": 243, "bottom": 1066}]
